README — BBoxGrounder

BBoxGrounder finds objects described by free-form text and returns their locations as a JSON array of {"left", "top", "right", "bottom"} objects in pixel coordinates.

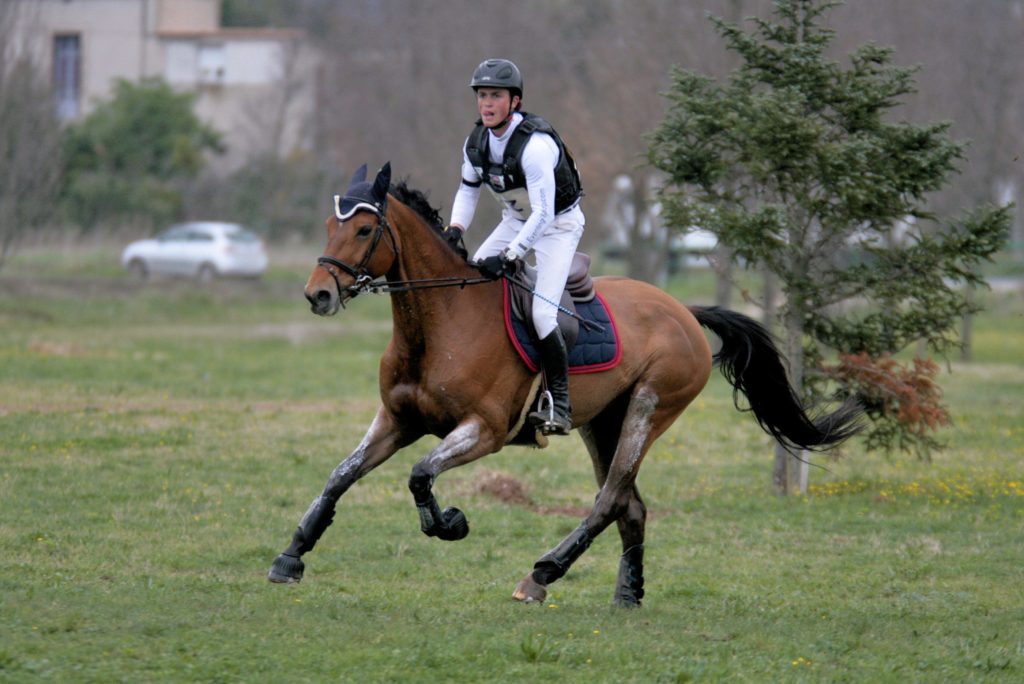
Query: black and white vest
[{"left": 464, "top": 112, "right": 583, "bottom": 215}]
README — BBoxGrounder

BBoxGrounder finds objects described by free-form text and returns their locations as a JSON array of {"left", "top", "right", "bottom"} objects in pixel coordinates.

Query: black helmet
[{"left": 470, "top": 59, "right": 523, "bottom": 98}]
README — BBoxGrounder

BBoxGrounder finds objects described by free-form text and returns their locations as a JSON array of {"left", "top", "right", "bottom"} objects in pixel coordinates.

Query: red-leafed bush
[{"left": 824, "top": 353, "right": 951, "bottom": 458}]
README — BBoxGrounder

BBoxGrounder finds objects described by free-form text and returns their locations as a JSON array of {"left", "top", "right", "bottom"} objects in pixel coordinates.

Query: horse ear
[
  {"left": 372, "top": 162, "right": 391, "bottom": 204},
  {"left": 350, "top": 164, "right": 368, "bottom": 187}
]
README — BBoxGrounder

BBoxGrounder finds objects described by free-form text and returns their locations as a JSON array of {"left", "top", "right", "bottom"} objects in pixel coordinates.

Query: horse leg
[
  {"left": 407, "top": 418, "right": 501, "bottom": 541},
  {"left": 268, "top": 409, "right": 414, "bottom": 583},
  {"left": 579, "top": 428, "right": 647, "bottom": 608},
  {"left": 513, "top": 385, "right": 660, "bottom": 604}
]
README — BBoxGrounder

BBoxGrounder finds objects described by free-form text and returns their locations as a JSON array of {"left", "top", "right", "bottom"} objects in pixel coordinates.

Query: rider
[{"left": 446, "top": 58, "right": 585, "bottom": 436}]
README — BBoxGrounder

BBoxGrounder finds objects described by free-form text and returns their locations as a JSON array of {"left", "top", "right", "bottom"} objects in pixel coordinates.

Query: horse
[{"left": 267, "top": 163, "right": 861, "bottom": 606}]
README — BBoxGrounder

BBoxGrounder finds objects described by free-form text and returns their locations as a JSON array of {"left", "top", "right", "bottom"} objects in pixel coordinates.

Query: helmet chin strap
[
  {"left": 485, "top": 96, "right": 519, "bottom": 131},
  {"left": 486, "top": 106, "right": 514, "bottom": 130}
]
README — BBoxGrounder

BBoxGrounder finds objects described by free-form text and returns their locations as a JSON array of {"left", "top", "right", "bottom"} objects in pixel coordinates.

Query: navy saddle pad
[{"left": 502, "top": 280, "right": 621, "bottom": 374}]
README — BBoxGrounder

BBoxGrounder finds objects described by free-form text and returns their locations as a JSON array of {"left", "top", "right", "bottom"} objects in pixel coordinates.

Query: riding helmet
[{"left": 469, "top": 59, "right": 523, "bottom": 98}]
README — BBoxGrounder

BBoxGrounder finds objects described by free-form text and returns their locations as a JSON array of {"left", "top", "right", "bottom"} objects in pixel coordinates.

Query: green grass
[{"left": 1, "top": 248, "right": 1022, "bottom": 682}]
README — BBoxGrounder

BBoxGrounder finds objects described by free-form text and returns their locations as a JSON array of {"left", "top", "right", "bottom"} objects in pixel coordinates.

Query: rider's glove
[
  {"left": 477, "top": 254, "right": 510, "bottom": 280},
  {"left": 443, "top": 225, "right": 464, "bottom": 249}
]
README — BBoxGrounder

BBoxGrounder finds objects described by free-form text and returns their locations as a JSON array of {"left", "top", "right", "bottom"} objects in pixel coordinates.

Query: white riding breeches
[{"left": 473, "top": 206, "right": 585, "bottom": 339}]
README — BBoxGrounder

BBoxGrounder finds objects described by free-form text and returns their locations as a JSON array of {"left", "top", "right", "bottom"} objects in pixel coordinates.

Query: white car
[
  {"left": 670, "top": 228, "right": 719, "bottom": 268},
  {"left": 122, "top": 222, "right": 268, "bottom": 280}
]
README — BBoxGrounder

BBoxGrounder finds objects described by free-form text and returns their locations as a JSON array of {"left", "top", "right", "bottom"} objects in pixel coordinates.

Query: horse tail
[{"left": 691, "top": 306, "right": 862, "bottom": 451}]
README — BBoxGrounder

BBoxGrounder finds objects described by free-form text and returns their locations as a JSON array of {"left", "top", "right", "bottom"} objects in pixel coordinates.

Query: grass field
[{"left": 1, "top": 246, "right": 1022, "bottom": 682}]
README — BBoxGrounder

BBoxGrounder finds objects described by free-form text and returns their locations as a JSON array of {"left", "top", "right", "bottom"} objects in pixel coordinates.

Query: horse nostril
[{"left": 306, "top": 289, "right": 330, "bottom": 307}]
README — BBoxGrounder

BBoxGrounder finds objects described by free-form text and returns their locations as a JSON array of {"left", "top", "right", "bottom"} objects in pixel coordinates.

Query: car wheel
[
  {"left": 197, "top": 263, "right": 218, "bottom": 283},
  {"left": 127, "top": 259, "right": 148, "bottom": 281}
]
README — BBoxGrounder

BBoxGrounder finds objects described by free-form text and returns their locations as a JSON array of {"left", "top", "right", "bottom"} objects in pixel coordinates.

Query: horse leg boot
[
  {"left": 409, "top": 464, "right": 469, "bottom": 542},
  {"left": 407, "top": 419, "right": 496, "bottom": 541},
  {"left": 513, "top": 523, "right": 593, "bottom": 603},
  {"left": 613, "top": 543, "right": 645, "bottom": 607},
  {"left": 528, "top": 329, "right": 572, "bottom": 435},
  {"left": 267, "top": 495, "right": 336, "bottom": 583},
  {"left": 268, "top": 409, "right": 409, "bottom": 583}
]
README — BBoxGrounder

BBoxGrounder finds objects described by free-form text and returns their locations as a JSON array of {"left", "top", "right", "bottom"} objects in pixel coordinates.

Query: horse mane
[{"left": 390, "top": 181, "right": 468, "bottom": 260}]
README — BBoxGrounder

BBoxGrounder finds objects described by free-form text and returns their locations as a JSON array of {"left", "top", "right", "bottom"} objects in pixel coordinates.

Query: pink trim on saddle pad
[{"left": 502, "top": 280, "right": 622, "bottom": 375}]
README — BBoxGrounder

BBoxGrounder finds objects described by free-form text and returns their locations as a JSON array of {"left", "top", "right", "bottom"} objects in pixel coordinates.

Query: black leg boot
[{"left": 529, "top": 328, "right": 573, "bottom": 435}]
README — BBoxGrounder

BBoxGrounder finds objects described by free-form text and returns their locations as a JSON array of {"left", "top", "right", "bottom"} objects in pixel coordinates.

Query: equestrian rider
[{"left": 446, "top": 58, "right": 585, "bottom": 436}]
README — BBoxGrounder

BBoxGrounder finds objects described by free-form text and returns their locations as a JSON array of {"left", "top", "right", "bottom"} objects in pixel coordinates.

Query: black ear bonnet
[{"left": 334, "top": 162, "right": 391, "bottom": 221}]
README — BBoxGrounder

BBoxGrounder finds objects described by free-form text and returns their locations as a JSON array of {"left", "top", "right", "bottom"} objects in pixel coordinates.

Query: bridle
[
  {"left": 316, "top": 210, "right": 492, "bottom": 304},
  {"left": 316, "top": 211, "right": 398, "bottom": 301}
]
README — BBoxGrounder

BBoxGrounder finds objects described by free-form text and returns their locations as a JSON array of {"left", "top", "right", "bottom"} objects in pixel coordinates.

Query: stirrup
[{"left": 529, "top": 390, "right": 572, "bottom": 436}]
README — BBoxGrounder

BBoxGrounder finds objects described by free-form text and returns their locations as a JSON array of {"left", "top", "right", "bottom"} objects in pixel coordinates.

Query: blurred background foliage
[
  {"left": 60, "top": 79, "right": 224, "bottom": 231},
  {"left": 2, "top": 0, "right": 1021, "bottom": 247}
]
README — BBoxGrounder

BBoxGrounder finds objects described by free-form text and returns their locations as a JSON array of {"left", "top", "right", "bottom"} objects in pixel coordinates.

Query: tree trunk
[
  {"left": 773, "top": 301, "right": 808, "bottom": 495},
  {"left": 762, "top": 268, "right": 778, "bottom": 325},
  {"left": 772, "top": 441, "right": 789, "bottom": 495},
  {"left": 960, "top": 283, "right": 975, "bottom": 362},
  {"left": 626, "top": 174, "right": 669, "bottom": 285},
  {"left": 713, "top": 245, "right": 734, "bottom": 308}
]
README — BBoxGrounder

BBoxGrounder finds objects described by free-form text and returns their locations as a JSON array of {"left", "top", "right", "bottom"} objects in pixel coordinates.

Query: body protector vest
[{"left": 465, "top": 113, "right": 583, "bottom": 217}]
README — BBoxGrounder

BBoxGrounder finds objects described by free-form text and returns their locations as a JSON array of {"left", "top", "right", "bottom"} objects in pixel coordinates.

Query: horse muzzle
[{"left": 305, "top": 285, "right": 346, "bottom": 316}]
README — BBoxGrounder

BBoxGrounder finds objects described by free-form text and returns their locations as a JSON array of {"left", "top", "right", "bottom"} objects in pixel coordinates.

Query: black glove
[
  {"left": 477, "top": 254, "right": 511, "bottom": 280},
  {"left": 443, "top": 225, "right": 464, "bottom": 249}
]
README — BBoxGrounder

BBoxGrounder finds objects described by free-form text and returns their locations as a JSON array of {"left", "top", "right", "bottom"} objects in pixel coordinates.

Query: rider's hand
[
  {"left": 477, "top": 254, "right": 510, "bottom": 280},
  {"left": 443, "top": 225, "right": 464, "bottom": 249}
]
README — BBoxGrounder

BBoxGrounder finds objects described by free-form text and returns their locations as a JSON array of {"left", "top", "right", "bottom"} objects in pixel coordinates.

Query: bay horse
[{"left": 267, "top": 163, "right": 860, "bottom": 606}]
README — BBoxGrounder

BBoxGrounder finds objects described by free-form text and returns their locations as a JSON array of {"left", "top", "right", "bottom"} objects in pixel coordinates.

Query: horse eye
[{"left": 356, "top": 225, "right": 373, "bottom": 237}]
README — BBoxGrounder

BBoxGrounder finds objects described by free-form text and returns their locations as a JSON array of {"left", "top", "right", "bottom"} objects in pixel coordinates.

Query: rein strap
[
  {"left": 347, "top": 275, "right": 494, "bottom": 295},
  {"left": 316, "top": 212, "right": 491, "bottom": 296}
]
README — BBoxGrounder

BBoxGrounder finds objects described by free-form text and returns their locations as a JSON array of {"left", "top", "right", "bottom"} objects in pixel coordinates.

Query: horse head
[{"left": 306, "top": 162, "right": 397, "bottom": 315}]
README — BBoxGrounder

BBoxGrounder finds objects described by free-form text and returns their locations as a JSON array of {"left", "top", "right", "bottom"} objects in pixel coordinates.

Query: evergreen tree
[{"left": 648, "top": 0, "right": 1011, "bottom": 492}]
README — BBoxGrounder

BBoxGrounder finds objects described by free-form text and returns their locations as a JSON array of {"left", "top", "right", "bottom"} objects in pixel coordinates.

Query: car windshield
[
  {"left": 159, "top": 225, "right": 191, "bottom": 241},
  {"left": 227, "top": 228, "right": 260, "bottom": 244}
]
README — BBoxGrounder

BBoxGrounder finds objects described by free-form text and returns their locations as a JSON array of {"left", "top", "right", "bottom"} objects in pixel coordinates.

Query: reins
[
  {"left": 345, "top": 275, "right": 495, "bottom": 294},
  {"left": 315, "top": 208, "right": 600, "bottom": 332},
  {"left": 317, "top": 212, "right": 492, "bottom": 300}
]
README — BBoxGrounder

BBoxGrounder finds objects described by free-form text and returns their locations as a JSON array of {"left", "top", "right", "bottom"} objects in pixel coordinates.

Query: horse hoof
[
  {"left": 512, "top": 573, "right": 547, "bottom": 603},
  {"left": 267, "top": 553, "right": 304, "bottom": 583},
  {"left": 436, "top": 507, "right": 470, "bottom": 541}
]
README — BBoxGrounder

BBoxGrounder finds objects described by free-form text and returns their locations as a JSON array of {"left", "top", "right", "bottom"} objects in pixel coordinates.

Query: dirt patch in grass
[
  {"left": 473, "top": 470, "right": 533, "bottom": 506},
  {"left": 26, "top": 340, "right": 91, "bottom": 357},
  {"left": 470, "top": 469, "right": 594, "bottom": 517}
]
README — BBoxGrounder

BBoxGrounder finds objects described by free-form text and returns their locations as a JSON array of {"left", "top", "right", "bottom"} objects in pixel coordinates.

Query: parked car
[
  {"left": 121, "top": 222, "right": 268, "bottom": 281},
  {"left": 669, "top": 228, "right": 718, "bottom": 269}
]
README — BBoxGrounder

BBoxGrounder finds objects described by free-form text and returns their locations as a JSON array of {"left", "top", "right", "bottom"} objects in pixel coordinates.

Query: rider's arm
[
  {"left": 504, "top": 134, "right": 559, "bottom": 260},
  {"left": 450, "top": 144, "right": 482, "bottom": 230}
]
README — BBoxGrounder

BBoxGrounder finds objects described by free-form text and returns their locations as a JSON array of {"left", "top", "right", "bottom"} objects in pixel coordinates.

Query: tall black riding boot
[{"left": 528, "top": 328, "right": 573, "bottom": 435}]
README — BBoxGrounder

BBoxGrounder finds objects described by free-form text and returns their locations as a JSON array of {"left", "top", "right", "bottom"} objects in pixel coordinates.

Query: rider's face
[{"left": 476, "top": 88, "right": 519, "bottom": 130}]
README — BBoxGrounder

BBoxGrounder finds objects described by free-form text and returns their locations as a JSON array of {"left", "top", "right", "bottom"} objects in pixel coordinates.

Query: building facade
[{"left": 11, "top": 0, "right": 317, "bottom": 172}]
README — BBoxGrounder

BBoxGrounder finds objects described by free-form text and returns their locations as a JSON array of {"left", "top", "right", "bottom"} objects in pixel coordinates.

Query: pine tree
[{"left": 648, "top": 0, "right": 1011, "bottom": 493}]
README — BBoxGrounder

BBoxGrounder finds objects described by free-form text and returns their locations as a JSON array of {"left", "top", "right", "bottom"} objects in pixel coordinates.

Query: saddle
[
  {"left": 503, "top": 253, "right": 620, "bottom": 377},
  {"left": 507, "top": 252, "right": 595, "bottom": 347}
]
